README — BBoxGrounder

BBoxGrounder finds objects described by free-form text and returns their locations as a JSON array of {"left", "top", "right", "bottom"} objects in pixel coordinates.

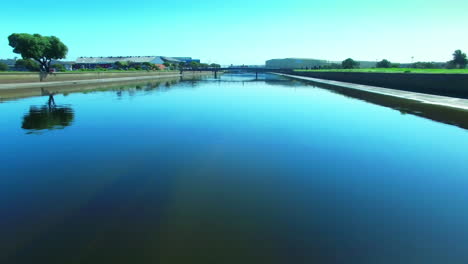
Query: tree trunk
[
  {"left": 38, "top": 60, "right": 50, "bottom": 82},
  {"left": 39, "top": 71, "right": 48, "bottom": 82}
]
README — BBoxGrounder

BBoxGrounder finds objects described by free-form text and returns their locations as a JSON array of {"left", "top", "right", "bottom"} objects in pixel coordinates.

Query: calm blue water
[{"left": 1, "top": 74, "right": 468, "bottom": 264}]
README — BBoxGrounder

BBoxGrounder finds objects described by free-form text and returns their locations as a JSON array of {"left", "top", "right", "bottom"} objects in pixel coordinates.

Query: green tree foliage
[
  {"left": 210, "top": 63, "right": 221, "bottom": 68},
  {"left": 142, "top": 62, "right": 152, "bottom": 70},
  {"left": 15, "top": 59, "right": 40, "bottom": 71},
  {"left": 114, "top": 61, "right": 128, "bottom": 70},
  {"left": 376, "top": 59, "right": 392, "bottom": 68},
  {"left": 412, "top": 62, "right": 436, "bottom": 69},
  {"left": 321, "top": 63, "right": 343, "bottom": 69},
  {"left": 342, "top": 58, "right": 360, "bottom": 69},
  {"left": 178, "top": 62, "right": 186, "bottom": 70},
  {"left": 0, "top": 62, "right": 8, "bottom": 71},
  {"left": 450, "top": 49, "right": 467, "bottom": 69},
  {"left": 446, "top": 61, "right": 456, "bottom": 69},
  {"left": 8, "top": 33, "right": 68, "bottom": 73},
  {"left": 163, "top": 62, "right": 178, "bottom": 70},
  {"left": 51, "top": 64, "right": 66, "bottom": 72},
  {"left": 189, "top": 61, "right": 200, "bottom": 70}
]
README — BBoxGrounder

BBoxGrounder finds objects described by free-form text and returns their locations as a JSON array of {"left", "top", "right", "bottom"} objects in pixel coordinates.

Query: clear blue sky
[{"left": 1, "top": 0, "right": 467, "bottom": 65}]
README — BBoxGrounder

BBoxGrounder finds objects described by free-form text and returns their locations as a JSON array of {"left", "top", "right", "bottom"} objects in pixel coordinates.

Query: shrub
[
  {"left": 114, "top": 61, "right": 129, "bottom": 70},
  {"left": 51, "top": 64, "right": 66, "bottom": 72},
  {"left": 0, "top": 62, "right": 8, "bottom": 71},
  {"left": 342, "top": 58, "right": 360, "bottom": 69},
  {"left": 412, "top": 62, "right": 436, "bottom": 69},
  {"left": 376, "top": 59, "right": 391, "bottom": 68},
  {"left": 15, "top": 59, "right": 40, "bottom": 71}
]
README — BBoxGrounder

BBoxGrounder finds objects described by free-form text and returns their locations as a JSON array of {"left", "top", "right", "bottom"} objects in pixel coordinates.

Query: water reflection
[
  {"left": 307, "top": 80, "right": 468, "bottom": 130},
  {"left": 0, "top": 76, "right": 203, "bottom": 103},
  {"left": 21, "top": 103, "right": 74, "bottom": 133},
  {"left": 102, "top": 78, "right": 194, "bottom": 98},
  {"left": 208, "top": 73, "right": 304, "bottom": 87}
]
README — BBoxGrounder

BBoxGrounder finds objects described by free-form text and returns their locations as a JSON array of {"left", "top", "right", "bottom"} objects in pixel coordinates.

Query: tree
[
  {"left": 324, "top": 63, "right": 342, "bottom": 69},
  {"left": 178, "top": 62, "right": 186, "bottom": 70},
  {"left": 446, "top": 61, "right": 456, "bottom": 69},
  {"left": 413, "top": 61, "right": 436, "bottom": 69},
  {"left": 0, "top": 62, "right": 8, "bottom": 71},
  {"left": 114, "top": 61, "right": 129, "bottom": 70},
  {"left": 450, "top": 49, "right": 467, "bottom": 69},
  {"left": 15, "top": 59, "right": 40, "bottom": 71},
  {"left": 8, "top": 33, "right": 68, "bottom": 75},
  {"left": 189, "top": 61, "right": 200, "bottom": 70},
  {"left": 210, "top": 63, "right": 221, "bottom": 68},
  {"left": 376, "top": 59, "right": 391, "bottom": 68},
  {"left": 342, "top": 58, "right": 360, "bottom": 69},
  {"left": 52, "top": 64, "right": 66, "bottom": 72},
  {"left": 142, "top": 62, "right": 152, "bottom": 70}
]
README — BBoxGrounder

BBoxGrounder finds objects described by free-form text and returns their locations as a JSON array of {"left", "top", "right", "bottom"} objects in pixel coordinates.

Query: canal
[{"left": 1, "top": 73, "right": 468, "bottom": 263}]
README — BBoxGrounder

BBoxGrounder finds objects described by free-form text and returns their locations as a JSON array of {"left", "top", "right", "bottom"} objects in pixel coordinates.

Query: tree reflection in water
[{"left": 22, "top": 95, "right": 74, "bottom": 133}]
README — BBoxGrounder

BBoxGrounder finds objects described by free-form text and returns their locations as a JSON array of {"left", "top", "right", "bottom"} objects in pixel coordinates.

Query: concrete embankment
[
  {"left": 276, "top": 73, "right": 468, "bottom": 111},
  {"left": 0, "top": 71, "right": 193, "bottom": 84},
  {"left": 0, "top": 71, "right": 211, "bottom": 90},
  {"left": 280, "top": 70, "right": 468, "bottom": 99},
  {"left": 0, "top": 72, "right": 212, "bottom": 101}
]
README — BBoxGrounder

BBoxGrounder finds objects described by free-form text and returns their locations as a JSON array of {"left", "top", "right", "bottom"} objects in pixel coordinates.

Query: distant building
[
  {"left": 172, "top": 57, "right": 201, "bottom": 64},
  {"left": 266, "top": 58, "right": 330, "bottom": 69},
  {"left": 74, "top": 56, "right": 182, "bottom": 69}
]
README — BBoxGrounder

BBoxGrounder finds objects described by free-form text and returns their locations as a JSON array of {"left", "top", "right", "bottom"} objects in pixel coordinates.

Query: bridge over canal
[{"left": 182, "top": 67, "right": 281, "bottom": 79}]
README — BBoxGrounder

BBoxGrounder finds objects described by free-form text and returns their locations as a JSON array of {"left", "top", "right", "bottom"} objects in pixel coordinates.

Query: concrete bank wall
[
  {"left": 0, "top": 71, "right": 194, "bottom": 84},
  {"left": 279, "top": 71, "right": 468, "bottom": 99},
  {"left": 0, "top": 71, "right": 212, "bottom": 91},
  {"left": 0, "top": 73, "right": 210, "bottom": 101}
]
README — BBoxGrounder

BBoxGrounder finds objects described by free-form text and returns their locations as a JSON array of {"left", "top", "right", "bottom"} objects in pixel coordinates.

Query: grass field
[{"left": 294, "top": 68, "right": 468, "bottom": 74}]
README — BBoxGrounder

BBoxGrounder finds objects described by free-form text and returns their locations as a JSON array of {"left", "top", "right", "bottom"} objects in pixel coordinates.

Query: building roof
[
  {"left": 75, "top": 56, "right": 181, "bottom": 64},
  {"left": 76, "top": 56, "right": 156, "bottom": 64},
  {"left": 51, "top": 60, "right": 75, "bottom": 65},
  {"left": 172, "top": 57, "right": 194, "bottom": 61},
  {"left": 160, "top": 56, "right": 181, "bottom": 63}
]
